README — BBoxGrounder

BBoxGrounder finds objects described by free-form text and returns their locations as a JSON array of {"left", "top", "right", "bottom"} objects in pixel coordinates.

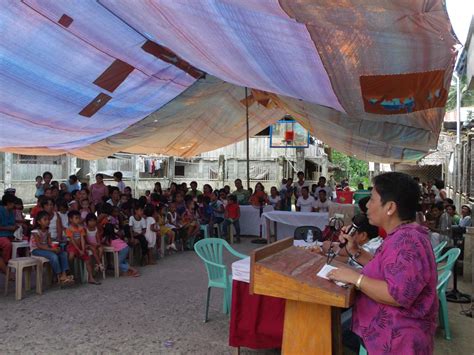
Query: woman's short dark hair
[{"left": 372, "top": 172, "right": 420, "bottom": 221}]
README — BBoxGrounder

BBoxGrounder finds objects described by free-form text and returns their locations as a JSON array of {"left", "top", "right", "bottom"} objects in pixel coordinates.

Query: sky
[{"left": 446, "top": 0, "right": 473, "bottom": 45}]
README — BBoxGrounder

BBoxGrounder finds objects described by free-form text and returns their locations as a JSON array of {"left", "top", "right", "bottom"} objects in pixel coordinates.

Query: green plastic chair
[
  {"left": 437, "top": 270, "right": 453, "bottom": 340},
  {"left": 359, "top": 344, "right": 367, "bottom": 355},
  {"left": 433, "top": 241, "right": 447, "bottom": 259},
  {"left": 194, "top": 238, "right": 247, "bottom": 322},
  {"left": 436, "top": 248, "right": 460, "bottom": 272}
]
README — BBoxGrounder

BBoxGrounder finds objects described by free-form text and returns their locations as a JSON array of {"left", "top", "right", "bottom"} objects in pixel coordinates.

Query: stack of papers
[{"left": 317, "top": 264, "right": 347, "bottom": 287}]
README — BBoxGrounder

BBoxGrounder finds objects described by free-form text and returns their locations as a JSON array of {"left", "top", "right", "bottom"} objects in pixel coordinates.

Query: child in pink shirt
[{"left": 103, "top": 224, "right": 139, "bottom": 277}]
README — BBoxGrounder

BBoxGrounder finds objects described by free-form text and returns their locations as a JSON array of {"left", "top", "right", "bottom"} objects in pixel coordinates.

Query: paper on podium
[{"left": 317, "top": 264, "right": 347, "bottom": 287}]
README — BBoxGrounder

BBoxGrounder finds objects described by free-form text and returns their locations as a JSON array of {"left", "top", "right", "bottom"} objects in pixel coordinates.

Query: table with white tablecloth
[
  {"left": 262, "top": 211, "right": 329, "bottom": 241},
  {"left": 239, "top": 205, "right": 274, "bottom": 236}
]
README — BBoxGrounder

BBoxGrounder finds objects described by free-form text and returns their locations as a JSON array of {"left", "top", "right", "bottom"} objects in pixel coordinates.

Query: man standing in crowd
[
  {"left": 293, "top": 171, "right": 309, "bottom": 199},
  {"left": 279, "top": 177, "right": 294, "bottom": 211},
  {"left": 232, "top": 179, "right": 250, "bottom": 205},
  {"left": 66, "top": 175, "right": 81, "bottom": 193},
  {"left": 186, "top": 181, "right": 203, "bottom": 199},
  {"left": 315, "top": 176, "right": 333, "bottom": 200},
  {"left": 296, "top": 186, "right": 315, "bottom": 212}
]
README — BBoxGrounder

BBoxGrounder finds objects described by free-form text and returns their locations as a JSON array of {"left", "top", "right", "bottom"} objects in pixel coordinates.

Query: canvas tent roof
[{"left": 0, "top": 0, "right": 459, "bottom": 163}]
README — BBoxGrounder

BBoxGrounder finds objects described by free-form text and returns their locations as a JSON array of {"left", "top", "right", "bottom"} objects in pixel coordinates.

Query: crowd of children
[
  {"left": 1, "top": 170, "right": 472, "bottom": 287},
  {"left": 0, "top": 172, "right": 266, "bottom": 284}
]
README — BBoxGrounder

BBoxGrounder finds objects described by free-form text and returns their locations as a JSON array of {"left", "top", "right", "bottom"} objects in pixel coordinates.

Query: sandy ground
[{"left": 0, "top": 238, "right": 472, "bottom": 354}]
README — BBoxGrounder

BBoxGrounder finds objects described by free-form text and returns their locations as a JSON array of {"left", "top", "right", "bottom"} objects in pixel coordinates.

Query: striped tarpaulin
[{"left": 0, "top": 0, "right": 458, "bottom": 162}]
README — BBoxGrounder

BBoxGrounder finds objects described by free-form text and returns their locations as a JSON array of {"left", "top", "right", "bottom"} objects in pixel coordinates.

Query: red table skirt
[{"left": 229, "top": 280, "right": 285, "bottom": 349}]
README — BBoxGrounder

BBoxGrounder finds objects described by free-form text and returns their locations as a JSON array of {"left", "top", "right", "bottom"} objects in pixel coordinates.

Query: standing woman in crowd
[
  {"left": 90, "top": 173, "right": 108, "bottom": 206},
  {"left": 328, "top": 172, "right": 438, "bottom": 354},
  {"left": 153, "top": 182, "right": 163, "bottom": 196},
  {"left": 268, "top": 186, "right": 281, "bottom": 210},
  {"left": 460, "top": 205, "right": 472, "bottom": 227}
]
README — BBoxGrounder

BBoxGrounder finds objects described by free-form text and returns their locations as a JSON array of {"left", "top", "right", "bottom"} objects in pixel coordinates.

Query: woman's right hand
[{"left": 338, "top": 226, "right": 359, "bottom": 255}]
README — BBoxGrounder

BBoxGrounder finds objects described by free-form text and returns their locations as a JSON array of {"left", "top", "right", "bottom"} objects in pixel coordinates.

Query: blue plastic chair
[
  {"left": 437, "top": 270, "right": 453, "bottom": 340},
  {"left": 436, "top": 248, "right": 461, "bottom": 272},
  {"left": 433, "top": 241, "right": 447, "bottom": 259},
  {"left": 194, "top": 238, "right": 247, "bottom": 322}
]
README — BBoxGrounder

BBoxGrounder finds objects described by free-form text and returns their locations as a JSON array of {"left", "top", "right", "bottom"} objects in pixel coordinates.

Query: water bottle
[{"left": 306, "top": 229, "right": 313, "bottom": 243}]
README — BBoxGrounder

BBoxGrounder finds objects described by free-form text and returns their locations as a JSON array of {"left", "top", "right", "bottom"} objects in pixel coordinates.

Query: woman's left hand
[{"left": 327, "top": 267, "right": 360, "bottom": 285}]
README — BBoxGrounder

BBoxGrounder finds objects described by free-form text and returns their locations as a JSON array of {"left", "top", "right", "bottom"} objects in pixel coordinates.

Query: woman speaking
[{"left": 328, "top": 172, "right": 438, "bottom": 354}]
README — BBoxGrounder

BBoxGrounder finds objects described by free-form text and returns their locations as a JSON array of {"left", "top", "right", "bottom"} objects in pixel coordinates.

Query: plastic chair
[
  {"left": 294, "top": 226, "right": 323, "bottom": 242},
  {"left": 194, "top": 238, "right": 247, "bottom": 322},
  {"left": 359, "top": 344, "right": 367, "bottom": 355},
  {"left": 31, "top": 256, "right": 53, "bottom": 289},
  {"left": 4, "top": 257, "right": 42, "bottom": 300},
  {"left": 437, "top": 270, "right": 453, "bottom": 340},
  {"left": 212, "top": 223, "right": 222, "bottom": 238},
  {"left": 436, "top": 248, "right": 461, "bottom": 272},
  {"left": 200, "top": 224, "right": 210, "bottom": 239},
  {"left": 103, "top": 246, "right": 120, "bottom": 278},
  {"left": 11, "top": 240, "right": 30, "bottom": 258},
  {"left": 433, "top": 241, "right": 447, "bottom": 259}
]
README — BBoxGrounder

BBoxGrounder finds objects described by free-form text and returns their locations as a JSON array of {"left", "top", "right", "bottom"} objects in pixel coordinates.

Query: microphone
[{"left": 328, "top": 214, "right": 366, "bottom": 264}]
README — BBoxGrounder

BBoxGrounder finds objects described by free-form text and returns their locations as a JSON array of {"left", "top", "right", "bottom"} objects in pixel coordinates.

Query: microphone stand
[
  {"left": 252, "top": 198, "right": 267, "bottom": 244},
  {"left": 446, "top": 226, "right": 471, "bottom": 307}
]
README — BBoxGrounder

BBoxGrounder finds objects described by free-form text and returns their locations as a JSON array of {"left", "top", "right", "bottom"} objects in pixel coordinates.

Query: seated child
[
  {"left": 80, "top": 199, "right": 92, "bottom": 222},
  {"left": 110, "top": 206, "right": 122, "bottom": 233},
  {"left": 157, "top": 205, "right": 177, "bottom": 252},
  {"left": 167, "top": 202, "right": 180, "bottom": 230},
  {"left": 14, "top": 197, "right": 30, "bottom": 235},
  {"left": 103, "top": 223, "right": 139, "bottom": 277},
  {"left": 197, "top": 195, "right": 212, "bottom": 225},
  {"left": 35, "top": 175, "right": 44, "bottom": 198},
  {"left": 56, "top": 199, "right": 69, "bottom": 243},
  {"left": 128, "top": 205, "right": 149, "bottom": 264},
  {"left": 85, "top": 213, "right": 104, "bottom": 272},
  {"left": 180, "top": 197, "right": 200, "bottom": 249},
  {"left": 223, "top": 195, "right": 241, "bottom": 243},
  {"left": 144, "top": 204, "right": 159, "bottom": 264},
  {"left": 30, "top": 211, "right": 72, "bottom": 285},
  {"left": 65, "top": 210, "right": 100, "bottom": 285}
]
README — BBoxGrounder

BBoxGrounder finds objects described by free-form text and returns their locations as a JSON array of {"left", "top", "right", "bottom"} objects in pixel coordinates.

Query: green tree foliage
[
  {"left": 446, "top": 76, "right": 474, "bottom": 112},
  {"left": 330, "top": 150, "right": 370, "bottom": 188}
]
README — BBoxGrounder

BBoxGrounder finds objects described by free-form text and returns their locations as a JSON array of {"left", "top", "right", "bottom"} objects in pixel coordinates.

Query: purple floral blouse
[{"left": 352, "top": 223, "right": 438, "bottom": 354}]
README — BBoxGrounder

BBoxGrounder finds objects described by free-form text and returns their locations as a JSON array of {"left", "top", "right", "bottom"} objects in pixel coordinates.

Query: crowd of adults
[{"left": 0, "top": 168, "right": 472, "bottom": 353}]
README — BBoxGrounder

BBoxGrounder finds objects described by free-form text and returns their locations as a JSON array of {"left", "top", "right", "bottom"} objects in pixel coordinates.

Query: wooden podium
[{"left": 250, "top": 238, "right": 355, "bottom": 355}]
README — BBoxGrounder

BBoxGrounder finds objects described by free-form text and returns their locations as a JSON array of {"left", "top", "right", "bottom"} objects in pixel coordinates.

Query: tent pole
[{"left": 245, "top": 87, "right": 250, "bottom": 190}]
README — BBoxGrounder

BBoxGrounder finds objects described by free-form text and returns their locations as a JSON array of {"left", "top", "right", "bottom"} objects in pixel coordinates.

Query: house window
[
  {"left": 175, "top": 165, "right": 185, "bottom": 177},
  {"left": 15, "top": 155, "right": 62, "bottom": 165}
]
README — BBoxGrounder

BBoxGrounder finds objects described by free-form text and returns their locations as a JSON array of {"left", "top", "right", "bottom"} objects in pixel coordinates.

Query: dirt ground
[{"left": 0, "top": 237, "right": 472, "bottom": 354}]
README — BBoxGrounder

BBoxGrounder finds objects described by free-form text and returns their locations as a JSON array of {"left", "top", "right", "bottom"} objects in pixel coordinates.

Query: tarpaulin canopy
[{"left": 0, "top": 0, "right": 459, "bottom": 162}]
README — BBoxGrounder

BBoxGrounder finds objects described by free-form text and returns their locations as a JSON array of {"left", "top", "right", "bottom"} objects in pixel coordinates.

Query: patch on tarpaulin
[{"left": 360, "top": 70, "right": 447, "bottom": 115}]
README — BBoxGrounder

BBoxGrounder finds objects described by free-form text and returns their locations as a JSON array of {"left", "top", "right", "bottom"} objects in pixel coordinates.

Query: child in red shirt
[
  {"left": 65, "top": 210, "right": 100, "bottom": 285},
  {"left": 223, "top": 195, "right": 241, "bottom": 243}
]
